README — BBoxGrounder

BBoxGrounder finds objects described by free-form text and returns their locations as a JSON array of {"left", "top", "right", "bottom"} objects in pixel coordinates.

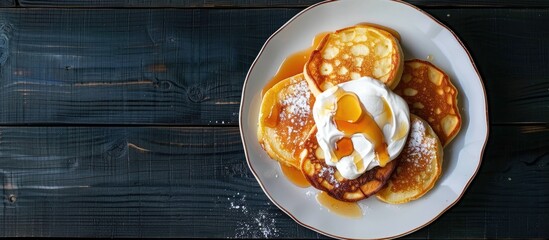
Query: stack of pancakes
[{"left": 258, "top": 24, "right": 461, "bottom": 204}]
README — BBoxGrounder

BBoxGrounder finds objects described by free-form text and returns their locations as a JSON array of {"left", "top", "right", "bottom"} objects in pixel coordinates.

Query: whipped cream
[{"left": 312, "top": 77, "right": 410, "bottom": 180}]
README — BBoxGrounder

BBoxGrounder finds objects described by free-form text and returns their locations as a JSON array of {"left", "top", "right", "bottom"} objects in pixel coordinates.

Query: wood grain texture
[
  {"left": 0, "top": 126, "right": 320, "bottom": 238},
  {"left": 0, "top": 0, "right": 14, "bottom": 7},
  {"left": 16, "top": 0, "right": 321, "bottom": 8},
  {"left": 0, "top": 9, "right": 295, "bottom": 125},
  {"left": 0, "top": 125, "right": 546, "bottom": 238},
  {"left": 0, "top": 1, "right": 545, "bottom": 239},
  {"left": 411, "top": 124, "right": 549, "bottom": 239},
  {"left": 428, "top": 9, "right": 549, "bottom": 125},
  {"left": 15, "top": 0, "right": 549, "bottom": 8},
  {"left": 0, "top": 8, "right": 547, "bottom": 125}
]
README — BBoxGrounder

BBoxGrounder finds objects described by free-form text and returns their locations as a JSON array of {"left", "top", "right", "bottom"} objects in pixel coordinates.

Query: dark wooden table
[{"left": 0, "top": 0, "right": 547, "bottom": 238}]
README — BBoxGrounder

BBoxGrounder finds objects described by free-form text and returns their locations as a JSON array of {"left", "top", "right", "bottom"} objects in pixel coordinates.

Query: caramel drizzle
[{"left": 331, "top": 89, "right": 390, "bottom": 169}]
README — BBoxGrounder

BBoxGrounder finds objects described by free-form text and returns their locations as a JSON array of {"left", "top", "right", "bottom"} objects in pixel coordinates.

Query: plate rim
[{"left": 239, "top": 0, "right": 490, "bottom": 238}]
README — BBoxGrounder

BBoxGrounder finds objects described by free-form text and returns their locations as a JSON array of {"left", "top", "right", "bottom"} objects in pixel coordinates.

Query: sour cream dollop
[{"left": 312, "top": 77, "right": 410, "bottom": 180}]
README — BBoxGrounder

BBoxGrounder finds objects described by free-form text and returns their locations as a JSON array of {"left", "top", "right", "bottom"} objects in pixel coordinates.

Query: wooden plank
[
  {"left": 16, "top": 0, "right": 320, "bottom": 8},
  {"left": 0, "top": 0, "right": 14, "bottom": 7},
  {"left": 411, "top": 124, "right": 549, "bottom": 239},
  {"left": 0, "top": 126, "right": 320, "bottom": 238},
  {"left": 0, "top": 8, "right": 546, "bottom": 125},
  {"left": 427, "top": 9, "right": 549, "bottom": 124},
  {"left": 0, "top": 9, "right": 294, "bottom": 125},
  {"left": 15, "top": 0, "right": 549, "bottom": 8},
  {"left": 0, "top": 125, "right": 547, "bottom": 238}
]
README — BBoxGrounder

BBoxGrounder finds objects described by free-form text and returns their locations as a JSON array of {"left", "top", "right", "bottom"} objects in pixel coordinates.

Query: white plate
[{"left": 239, "top": 0, "right": 488, "bottom": 239}]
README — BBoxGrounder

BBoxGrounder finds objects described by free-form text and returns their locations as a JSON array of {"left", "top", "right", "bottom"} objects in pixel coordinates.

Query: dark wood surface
[
  {"left": 0, "top": 0, "right": 14, "bottom": 7},
  {"left": 0, "top": 8, "right": 547, "bottom": 125},
  {"left": 14, "top": 0, "right": 549, "bottom": 7},
  {"left": 0, "top": 0, "right": 547, "bottom": 238}
]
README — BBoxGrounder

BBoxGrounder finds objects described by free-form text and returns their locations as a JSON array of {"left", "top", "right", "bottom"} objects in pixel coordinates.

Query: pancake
[
  {"left": 304, "top": 24, "right": 404, "bottom": 96},
  {"left": 376, "top": 114, "right": 443, "bottom": 204},
  {"left": 257, "top": 74, "right": 316, "bottom": 169},
  {"left": 393, "top": 59, "right": 461, "bottom": 146},
  {"left": 300, "top": 128, "right": 398, "bottom": 202}
]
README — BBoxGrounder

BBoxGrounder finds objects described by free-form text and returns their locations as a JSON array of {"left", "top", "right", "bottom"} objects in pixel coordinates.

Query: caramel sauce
[
  {"left": 262, "top": 32, "right": 329, "bottom": 96},
  {"left": 334, "top": 93, "right": 362, "bottom": 123},
  {"left": 264, "top": 102, "right": 281, "bottom": 128},
  {"left": 333, "top": 91, "right": 390, "bottom": 167},
  {"left": 316, "top": 191, "right": 362, "bottom": 218},
  {"left": 292, "top": 145, "right": 304, "bottom": 160},
  {"left": 356, "top": 22, "right": 401, "bottom": 42},
  {"left": 279, "top": 163, "right": 310, "bottom": 188},
  {"left": 335, "top": 137, "right": 354, "bottom": 159}
]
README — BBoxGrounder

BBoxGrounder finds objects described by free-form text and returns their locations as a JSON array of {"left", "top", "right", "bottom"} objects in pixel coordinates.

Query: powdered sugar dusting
[
  {"left": 305, "top": 190, "right": 315, "bottom": 199},
  {"left": 229, "top": 193, "right": 280, "bottom": 238},
  {"left": 319, "top": 166, "right": 340, "bottom": 188},
  {"left": 276, "top": 80, "right": 314, "bottom": 151},
  {"left": 409, "top": 120, "right": 427, "bottom": 150},
  {"left": 406, "top": 119, "right": 436, "bottom": 168},
  {"left": 279, "top": 80, "right": 312, "bottom": 129}
]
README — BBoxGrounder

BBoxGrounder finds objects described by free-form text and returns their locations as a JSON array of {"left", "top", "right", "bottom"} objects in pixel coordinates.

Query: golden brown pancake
[
  {"left": 393, "top": 59, "right": 461, "bottom": 146},
  {"left": 304, "top": 25, "right": 404, "bottom": 96},
  {"left": 376, "top": 114, "right": 443, "bottom": 204},
  {"left": 257, "top": 74, "right": 316, "bottom": 169},
  {"left": 300, "top": 128, "right": 398, "bottom": 202}
]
